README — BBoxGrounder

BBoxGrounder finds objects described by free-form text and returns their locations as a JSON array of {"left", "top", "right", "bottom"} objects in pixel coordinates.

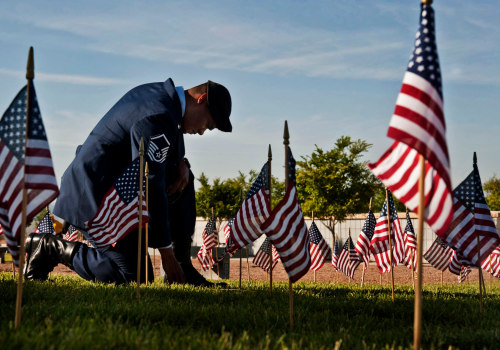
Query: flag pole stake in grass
[
  {"left": 413, "top": 155, "right": 426, "bottom": 350},
  {"left": 385, "top": 188, "right": 395, "bottom": 302},
  {"left": 136, "top": 138, "right": 144, "bottom": 298},
  {"left": 239, "top": 188, "right": 243, "bottom": 289},
  {"left": 14, "top": 46, "right": 34, "bottom": 329},
  {"left": 268, "top": 144, "right": 273, "bottom": 296},
  {"left": 284, "top": 120, "right": 294, "bottom": 330},
  {"left": 144, "top": 162, "right": 149, "bottom": 285}
]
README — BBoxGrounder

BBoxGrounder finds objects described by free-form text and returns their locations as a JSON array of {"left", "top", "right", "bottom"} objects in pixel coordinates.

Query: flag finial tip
[
  {"left": 473, "top": 152, "right": 477, "bottom": 165},
  {"left": 26, "top": 47, "right": 34, "bottom": 80},
  {"left": 268, "top": 144, "right": 272, "bottom": 158},
  {"left": 283, "top": 120, "right": 289, "bottom": 145},
  {"left": 421, "top": 0, "right": 433, "bottom": 4}
]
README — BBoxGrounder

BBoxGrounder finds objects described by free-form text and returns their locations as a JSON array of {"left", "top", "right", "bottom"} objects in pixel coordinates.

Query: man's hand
[
  {"left": 167, "top": 160, "right": 189, "bottom": 195},
  {"left": 159, "top": 247, "right": 186, "bottom": 284}
]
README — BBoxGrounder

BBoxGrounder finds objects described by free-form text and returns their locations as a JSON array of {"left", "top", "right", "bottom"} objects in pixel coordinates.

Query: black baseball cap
[{"left": 207, "top": 80, "right": 232, "bottom": 132}]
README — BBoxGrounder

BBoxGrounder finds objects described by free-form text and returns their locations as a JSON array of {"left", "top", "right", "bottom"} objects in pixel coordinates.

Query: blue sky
[{"left": 0, "top": 0, "right": 498, "bottom": 189}]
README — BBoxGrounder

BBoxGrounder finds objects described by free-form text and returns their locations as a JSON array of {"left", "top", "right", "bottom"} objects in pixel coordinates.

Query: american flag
[
  {"left": 64, "top": 225, "right": 80, "bottom": 242},
  {"left": 85, "top": 157, "right": 148, "bottom": 248},
  {"left": 222, "top": 217, "right": 234, "bottom": 246},
  {"left": 423, "top": 237, "right": 453, "bottom": 271},
  {"left": 485, "top": 247, "right": 500, "bottom": 279},
  {"left": 261, "top": 148, "right": 310, "bottom": 283},
  {"left": 336, "top": 236, "right": 359, "bottom": 279},
  {"left": 448, "top": 250, "right": 471, "bottom": 276},
  {"left": 368, "top": 4, "right": 453, "bottom": 239},
  {"left": 227, "top": 163, "right": 270, "bottom": 256},
  {"left": 197, "top": 216, "right": 218, "bottom": 271},
  {"left": 354, "top": 209, "right": 376, "bottom": 267},
  {"left": 34, "top": 213, "right": 55, "bottom": 235},
  {"left": 253, "top": 237, "right": 279, "bottom": 272},
  {"left": 308, "top": 221, "right": 330, "bottom": 271},
  {"left": 0, "top": 84, "right": 59, "bottom": 264},
  {"left": 331, "top": 240, "right": 341, "bottom": 270},
  {"left": 443, "top": 162, "right": 499, "bottom": 266},
  {"left": 403, "top": 211, "right": 417, "bottom": 269},
  {"left": 370, "top": 192, "right": 405, "bottom": 273},
  {"left": 458, "top": 265, "right": 471, "bottom": 283}
]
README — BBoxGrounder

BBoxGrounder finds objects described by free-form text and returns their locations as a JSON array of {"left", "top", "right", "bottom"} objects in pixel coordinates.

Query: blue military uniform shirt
[{"left": 54, "top": 78, "right": 184, "bottom": 247}]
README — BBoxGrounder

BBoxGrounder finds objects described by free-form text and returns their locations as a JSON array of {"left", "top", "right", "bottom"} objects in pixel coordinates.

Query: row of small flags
[{"left": 196, "top": 163, "right": 499, "bottom": 284}]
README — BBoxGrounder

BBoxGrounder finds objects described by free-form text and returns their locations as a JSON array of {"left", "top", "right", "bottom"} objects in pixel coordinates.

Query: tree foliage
[
  {"left": 195, "top": 170, "right": 285, "bottom": 227},
  {"left": 484, "top": 175, "right": 500, "bottom": 211},
  {"left": 296, "top": 136, "right": 382, "bottom": 227}
]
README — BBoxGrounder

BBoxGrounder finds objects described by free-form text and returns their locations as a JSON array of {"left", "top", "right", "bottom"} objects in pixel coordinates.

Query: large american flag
[
  {"left": 34, "top": 213, "right": 55, "bottom": 235},
  {"left": 227, "top": 163, "right": 270, "bottom": 256},
  {"left": 354, "top": 209, "right": 376, "bottom": 267},
  {"left": 261, "top": 147, "right": 310, "bottom": 283},
  {"left": 403, "top": 211, "right": 417, "bottom": 269},
  {"left": 368, "top": 4, "right": 453, "bottom": 239},
  {"left": 331, "top": 240, "right": 341, "bottom": 270},
  {"left": 64, "top": 225, "right": 80, "bottom": 242},
  {"left": 336, "top": 236, "right": 360, "bottom": 279},
  {"left": 423, "top": 237, "right": 453, "bottom": 271},
  {"left": 370, "top": 192, "right": 405, "bottom": 273},
  {"left": 197, "top": 216, "right": 218, "bottom": 271},
  {"left": 308, "top": 221, "right": 330, "bottom": 271},
  {"left": 0, "top": 84, "right": 59, "bottom": 265},
  {"left": 85, "top": 157, "right": 148, "bottom": 248},
  {"left": 443, "top": 162, "right": 499, "bottom": 266},
  {"left": 253, "top": 237, "right": 279, "bottom": 272}
]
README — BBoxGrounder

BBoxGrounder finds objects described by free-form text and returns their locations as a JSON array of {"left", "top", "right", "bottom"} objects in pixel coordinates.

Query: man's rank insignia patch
[{"left": 147, "top": 134, "right": 170, "bottom": 163}]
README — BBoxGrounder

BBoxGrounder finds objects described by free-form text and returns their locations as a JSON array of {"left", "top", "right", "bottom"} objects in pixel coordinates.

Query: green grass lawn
[{"left": 1, "top": 273, "right": 498, "bottom": 349}]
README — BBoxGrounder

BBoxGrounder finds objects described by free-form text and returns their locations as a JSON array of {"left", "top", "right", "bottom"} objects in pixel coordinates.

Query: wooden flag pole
[
  {"left": 284, "top": 120, "right": 294, "bottom": 330},
  {"left": 136, "top": 138, "right": 145, "bottom": 299},
  {"left": 385, "top": 188, "right": 395, "bottom": 302},
  {"left": 361, "top": 198, "right": 372, "bottom": 288},
  {"left": 474, "top": 152, "right": 486, "bottom": 308},
  {"left": 14, "top": 46, "right": 35, "bottom": 328},
  {"left": 477, "top": 235, "right": 483, "bottom": 313},
  {"left": 239, "top": 188, "right": 243, "bottom": 289},
  {"left": 413, "top": 154, "right": 426, "bottom": 350},
  {"left": 213, "top": 208, "right": 221, "bottom": 279},
  {"left": 268, "top": 144, "right": 273, "bottom": 296},
  {"left": 246, "top": 246, "right": 250, "bottom": 281},
  {"left": 144, "top": 162, "right": 149, "bottom": 285},
  {"left": 489, "top": 255, "right": 492, "bottom": 291},
  {"left": 312, "top": 211, "right": 316, "bottom": 283}
]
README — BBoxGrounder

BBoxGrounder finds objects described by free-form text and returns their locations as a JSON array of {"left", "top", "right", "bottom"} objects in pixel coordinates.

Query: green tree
[
  {"left": 484, "top": 175, "right": 500, "bottom": 211},
  {"left": 296, "top": 136, "right": 382, "bottom": 239},
  {"left": 195, "top": 170, "right": 285, "bottom": 229}
]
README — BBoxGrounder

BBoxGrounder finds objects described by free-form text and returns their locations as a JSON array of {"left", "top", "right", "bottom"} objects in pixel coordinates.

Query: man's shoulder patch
[{"left": 147, "top": 134, "right": 170, "bottom": 163}]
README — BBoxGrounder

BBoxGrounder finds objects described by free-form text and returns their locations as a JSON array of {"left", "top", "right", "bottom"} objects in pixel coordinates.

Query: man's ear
[{"left": 197, "top": 93, "right": 208, "bottom": 104}]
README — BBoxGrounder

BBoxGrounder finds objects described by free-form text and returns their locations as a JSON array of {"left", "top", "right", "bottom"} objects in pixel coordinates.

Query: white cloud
[{"left": 0, "top": 69, "right": 125, "bottom": 86}]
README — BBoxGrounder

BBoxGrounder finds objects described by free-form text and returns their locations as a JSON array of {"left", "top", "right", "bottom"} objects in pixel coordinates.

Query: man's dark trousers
[{"left": 72, "top": 171, "right": 196, "bottom": 284}]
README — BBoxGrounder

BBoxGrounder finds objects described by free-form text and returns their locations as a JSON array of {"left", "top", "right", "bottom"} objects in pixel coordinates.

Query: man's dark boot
[{"left": 24, "top": 232, "right": 82, "bottom": 281}]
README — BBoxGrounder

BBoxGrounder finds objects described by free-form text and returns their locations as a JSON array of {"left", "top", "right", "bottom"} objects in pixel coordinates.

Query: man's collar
[{"left": 175, "top": 86, "right": 186, "bottom": 117}]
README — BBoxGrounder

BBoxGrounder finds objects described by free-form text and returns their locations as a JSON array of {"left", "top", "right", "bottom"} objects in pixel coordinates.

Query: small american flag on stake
[
  {"left": 85, "top": 157, "right": 148, "bottom": 248},
  {"left": 403, "top": 211, "right": 417, "bottom": 269},
  {"left": 261, "top": 147, "right": 310, "bottom": 283},
  {"left": 197, "top": 216, "right": 218, "bottom": 271},
  {"left": 34, "top": 213, "right": 55, "bottom": 235},
  {"left": 355, "top": 209, "right": 376, "bottom": 267},
  {"left": 331, "top": 240, "right": 341, "bottom": 270},
  {"left": 309, "top": 221, "right": 330, "bottom": 271},
  {"left": 227, "top": 163, "right": 270, "bottom": 256},
  {"left": 253, "top": 237, "right": 279, "bottom": 272},
  {"left": 0, "top": 84, "right": 59, "bottom": 264},
  {"left": 424, "top": 237, "right": 453, "bottom": 271},
  {"left": 444, "top": 158, "right": 499, "bottom": 266},
  {"left": 368, "top": 4, "right": 453, "bottom": 239},
  {"left": 64, "top": 225, "right": 80, "bottom": 242}
]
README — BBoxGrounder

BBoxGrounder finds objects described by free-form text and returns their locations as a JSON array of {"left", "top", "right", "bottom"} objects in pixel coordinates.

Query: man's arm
[{"left": 159, "top": 246, "right": 186, "bottom": 284}]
